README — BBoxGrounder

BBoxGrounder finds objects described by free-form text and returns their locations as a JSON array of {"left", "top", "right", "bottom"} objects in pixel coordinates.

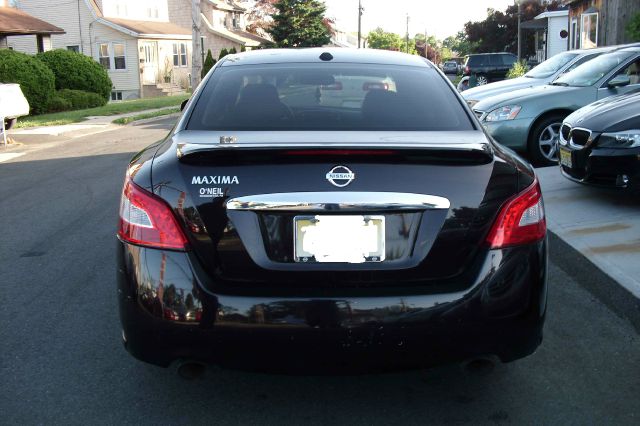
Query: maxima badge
[{"left": 326, "top": 165, "right": 355, "bottom": 187}]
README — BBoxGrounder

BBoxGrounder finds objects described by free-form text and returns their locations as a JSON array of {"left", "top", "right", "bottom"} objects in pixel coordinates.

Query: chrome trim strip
[{"left": 226, "top": 192, "right": 451, "bottom": 212}]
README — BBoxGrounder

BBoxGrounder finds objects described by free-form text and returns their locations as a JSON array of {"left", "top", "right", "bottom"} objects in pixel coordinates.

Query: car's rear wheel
[
  {"left": 476, "top": 74, "right": 489, "bottom": 86},
  {"left": 528, "top": 114, "right": 564, "bottom": 167}
]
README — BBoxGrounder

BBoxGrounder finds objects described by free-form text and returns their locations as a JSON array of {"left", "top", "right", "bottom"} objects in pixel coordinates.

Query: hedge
[
  {"left": 37, "top": 49, "right": 112, "bottom": 101},
  {"left": 47, "top": 96, "right": 73, "bottom": 113},
  {"left": 0, "top": 49, "right": 55, "bottom": 114},
  {"left": 57, "top": 89, "right": 107, "bottom": 110}
]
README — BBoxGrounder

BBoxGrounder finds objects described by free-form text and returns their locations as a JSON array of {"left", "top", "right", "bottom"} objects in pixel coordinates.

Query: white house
[
  {"left": 522, "top": 9, "right": 570, "bottom": 63},
  {"left": 168, "top": 0, "right": 269, "bottom": 62},
  {"left": 8, "top": 0, "right": 193, "bottom": 100}
]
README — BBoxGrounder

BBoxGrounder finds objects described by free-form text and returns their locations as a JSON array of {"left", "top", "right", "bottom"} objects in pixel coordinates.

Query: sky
[{"left": 323, "top": 0, "right": 516, "bottom": 40}]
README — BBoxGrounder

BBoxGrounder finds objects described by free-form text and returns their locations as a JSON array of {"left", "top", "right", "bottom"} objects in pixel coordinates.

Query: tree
[
  {"left": 246, "top": 0, "right": 278, "bottom": 36},
  {"left": 463, "top": 1, "right": 560, "bottom": 57},
  {"left": 627, "top": 12, "right": 640, "bottom": 41},
  {"left": 367, "top": 27, "right": 404, "bottom": 51},
  {"left": 229, "top": 47, "right": 237, "bottom": 54},
  {"left": 268, "top": 0, "right": 331, "bottom": 47},
  {"left": 201, "top": 49, "right": 216, "bottom": 78},
  {"left": 218, "top": 48, "right": 229, "bottom": 60}
]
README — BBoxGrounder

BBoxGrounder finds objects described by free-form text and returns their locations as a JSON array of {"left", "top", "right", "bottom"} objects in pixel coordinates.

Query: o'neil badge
[{"left": 326, "top": 165, "right": 355, "bottom": 187}]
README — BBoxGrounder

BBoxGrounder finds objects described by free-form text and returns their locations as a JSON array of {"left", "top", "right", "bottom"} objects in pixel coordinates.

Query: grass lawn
[
  {"left": 16, "top": 94, "right": 189, "bottom": 128},
  {"left": 112, "top": 107, "right": 180, "bottom": 125}
]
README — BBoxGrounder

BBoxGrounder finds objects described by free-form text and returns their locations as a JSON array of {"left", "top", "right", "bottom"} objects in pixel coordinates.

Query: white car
[{"left": 0, "top": 83, "right": 30, "bottom": 133}]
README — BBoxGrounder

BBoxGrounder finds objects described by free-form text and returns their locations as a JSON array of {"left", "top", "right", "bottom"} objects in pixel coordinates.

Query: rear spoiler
[{"left": 176, "top": 142, "right": 494, "bottom": 165}]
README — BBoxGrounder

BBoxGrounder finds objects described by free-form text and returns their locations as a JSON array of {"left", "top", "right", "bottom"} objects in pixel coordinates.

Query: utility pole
[
  {"left": 517, "top": 0, "right": 522, "bottom": 61},
  {"left": 191, "top": 0, "right": 203, "bottom": 89},
  {"left": 357, "top": 0, "right": 364, "bottom": 48},
  {"left": 405, "top": 13, "right": 409, "bottom": 53}
]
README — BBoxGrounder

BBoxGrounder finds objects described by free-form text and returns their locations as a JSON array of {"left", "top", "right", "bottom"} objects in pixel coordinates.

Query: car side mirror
[
  {"left": 608, "top": 75, "right": 631, "bottom": 88},
  {"left": 180, "top": 99, "right": 189, "bottom": 111}
]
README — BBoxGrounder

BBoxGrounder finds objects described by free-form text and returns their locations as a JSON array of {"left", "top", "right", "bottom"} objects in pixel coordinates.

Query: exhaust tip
[
  {"left": 176, "top": 360, "right": 207, "bottom": 380},
  {"left": 461, "top": 355, "right": 498, "bottom": 376}
]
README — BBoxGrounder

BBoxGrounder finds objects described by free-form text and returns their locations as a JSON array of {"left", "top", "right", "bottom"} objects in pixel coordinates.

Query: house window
[
  {"left": 581, "top": 13, "right": 598, "bottom": 49},
  {"left": 111, "top": 91, "right": 123, "bottom": 101},
  {"left": 98, "top": 42, "right": 126, "bottom": 71},
  {"left": 570, "top": 18, "right": 578, "bottom": 50},
  {"left": 113, "top": 43, "right": 126, "bottom": 69},
  {"left": 67, "top": 45, "right": 80, "bottom": 53},
  {"left": 99, "top": 43, "right": 110, "bottom": 69},
  {"left": 173, "top": 42, "right": 188, "bottom": 67}
]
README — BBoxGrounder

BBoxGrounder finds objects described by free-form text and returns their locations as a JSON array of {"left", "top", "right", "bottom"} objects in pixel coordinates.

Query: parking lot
[{"left": 1, "top": 117, "right": 639, "bottom": 425}]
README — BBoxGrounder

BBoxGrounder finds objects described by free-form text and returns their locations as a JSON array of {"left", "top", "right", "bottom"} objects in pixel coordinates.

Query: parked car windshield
[
  {"left": 187, "top": 63, "right": 474, "bottom": 131},
  {"left": 554, "top": 51, "right": 635, "bottom": 87},
  {"left": 525, "top": 52, "right": 579, "bottom": 79}
]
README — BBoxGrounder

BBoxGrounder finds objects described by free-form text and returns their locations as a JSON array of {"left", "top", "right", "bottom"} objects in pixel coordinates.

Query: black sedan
[
  {"left": 559, "top": 89, "right": 640, "bottom": 192},
  {"left": 117, "top": 48, "right": 547, "bottom": 375}
]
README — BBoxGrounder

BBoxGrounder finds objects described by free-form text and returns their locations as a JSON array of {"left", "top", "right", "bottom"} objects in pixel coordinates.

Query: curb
[{"left": 548, "top": 231, "right": 640, "bottom": 333}]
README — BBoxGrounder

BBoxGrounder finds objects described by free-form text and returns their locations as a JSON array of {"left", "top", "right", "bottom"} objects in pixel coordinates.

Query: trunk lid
[{"left": 152, "top": 131, "right": 517, "bottom": 291}]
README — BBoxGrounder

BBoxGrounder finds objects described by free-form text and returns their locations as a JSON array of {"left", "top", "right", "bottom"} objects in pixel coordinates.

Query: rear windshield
[{"left": 186, "top": 63, "right": 473, "bottom": 131}]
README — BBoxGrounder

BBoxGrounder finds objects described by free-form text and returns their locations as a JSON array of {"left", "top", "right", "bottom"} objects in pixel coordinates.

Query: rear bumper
[{"left": 117, "top": 240, "right": 547, "bottom": 372}]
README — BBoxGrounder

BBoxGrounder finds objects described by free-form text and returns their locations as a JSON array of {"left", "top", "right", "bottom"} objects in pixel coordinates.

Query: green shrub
[
  {"left": 229, "top": 47, "right": 237, "bottom": 55},
  {"left": 37, "top": 49, "right": 112, "bottom": 101},
  {"left": 201, "top": 49, "right": 216, "bottom": 78},
  {"left": 0, "top": 49, "right": 55, "bottom": 114},
  {"left": 506, "top": 60, "right": 529, "bottom": 79},
  {"left": 47, "top": 96, "right": 73, "bottom": 113},
  {"left": 57, "top": 89, "right": 107, "bottom": 110},
  {"left": 218, "top": 48, "right": 229, "bottom": 60},
  {"left": 627, "top": 12, "right": 640, "bottom": 41}
]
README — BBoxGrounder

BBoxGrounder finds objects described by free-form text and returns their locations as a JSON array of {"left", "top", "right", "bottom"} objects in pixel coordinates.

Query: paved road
[{"left": 1, "top": 118, "right": 639, "bottom": 425}]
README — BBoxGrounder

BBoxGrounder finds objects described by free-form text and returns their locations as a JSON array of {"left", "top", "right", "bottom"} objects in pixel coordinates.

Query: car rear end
[{"left": 117, "top": 49, "right": 547, "bottom": 373}]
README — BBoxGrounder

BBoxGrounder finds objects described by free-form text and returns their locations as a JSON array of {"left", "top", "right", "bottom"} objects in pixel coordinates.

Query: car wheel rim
[
  {"left": 538, "top": 123, "right": 561, "bottom": 161},
  {"left": 476, "top": 76, "right": 488, "bottom": 85}
]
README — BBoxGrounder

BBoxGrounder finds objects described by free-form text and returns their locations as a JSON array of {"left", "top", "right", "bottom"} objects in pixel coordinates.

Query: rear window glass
[
  {"left": 186, "top": 63, "right": 473, "bottom": 131},
  {"left": 465, "top": 56, "right": 482, "bottom": 66}
]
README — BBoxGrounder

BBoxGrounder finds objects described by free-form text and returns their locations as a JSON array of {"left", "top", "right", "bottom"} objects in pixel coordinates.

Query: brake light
[
  {"left": 321, "top": 82, "right": 343, "bottom": 90},
  {"left": 118, "top": 176, "right": 189, "bottom": 250},
  {"left": 284, "top": 149, "right": 396, "bottom": 156},
  {"left": 465, "top": 66, "right": 470, "bottom": 75},
  {"left": 362, "top": 82, "right": 389, "bottom": 91},
  {"left": 485, "top": 179, "right": 546, "bottom": 249}
]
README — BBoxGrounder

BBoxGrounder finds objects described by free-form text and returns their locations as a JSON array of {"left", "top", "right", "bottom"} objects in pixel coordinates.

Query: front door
[{"left": 141, "top": 42, "right": 158, "bottom": 84}]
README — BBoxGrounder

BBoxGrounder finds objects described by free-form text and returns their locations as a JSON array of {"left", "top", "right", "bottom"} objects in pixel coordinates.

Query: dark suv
[{"left": 463, "top": 53, "right": 518, "bottom": 85}]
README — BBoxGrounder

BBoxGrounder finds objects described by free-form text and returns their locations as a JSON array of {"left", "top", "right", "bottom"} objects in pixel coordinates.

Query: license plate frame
[
  {"left": 560, "top": 147, "right": 573, "bottom": 168},
  {"left": 293, "top": 215, "right": 385, "bottom": 263}
]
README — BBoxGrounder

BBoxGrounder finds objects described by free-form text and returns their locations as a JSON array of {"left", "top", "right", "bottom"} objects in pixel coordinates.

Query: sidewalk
[
  {"left": 537, "top": 166, "right": 640, "bottom": 298},
  {"left": 9, "top": 106, "right": 179, "bottom": 138}
]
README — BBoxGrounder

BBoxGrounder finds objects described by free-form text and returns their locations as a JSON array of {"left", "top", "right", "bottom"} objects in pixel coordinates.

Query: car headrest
[{"left": 237, "top": 84, "right": 282, "bottom": 106}]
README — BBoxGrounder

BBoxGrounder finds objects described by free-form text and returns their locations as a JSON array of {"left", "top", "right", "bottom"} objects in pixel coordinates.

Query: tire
[
  {"left": 1, "top": 117, "right": 16, "bottom": 133},
  {"left": 528, "top": 114, "right": 565, "bottom": 167},
  {"left": 476, "top": 74, "right": 489, "bottom": 86}
]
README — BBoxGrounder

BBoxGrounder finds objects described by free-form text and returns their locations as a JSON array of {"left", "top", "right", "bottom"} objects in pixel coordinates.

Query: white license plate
[
  {"left": 294, "top": 215, "right": 385, "bottom": 263},
  {"left": 560, "top": 148, "right": 572, "bottom": 168}
]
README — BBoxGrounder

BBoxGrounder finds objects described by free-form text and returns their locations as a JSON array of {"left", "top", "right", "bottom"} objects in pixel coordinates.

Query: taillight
[
  {"left": 464, "top": 66, "right": 470, "bottom": 75},
  {"left": 118, "top": 176, "right": 189, "bottom": 250},
  {"left": 485, "top": 179, "right": 546, "bottom": 249}
]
